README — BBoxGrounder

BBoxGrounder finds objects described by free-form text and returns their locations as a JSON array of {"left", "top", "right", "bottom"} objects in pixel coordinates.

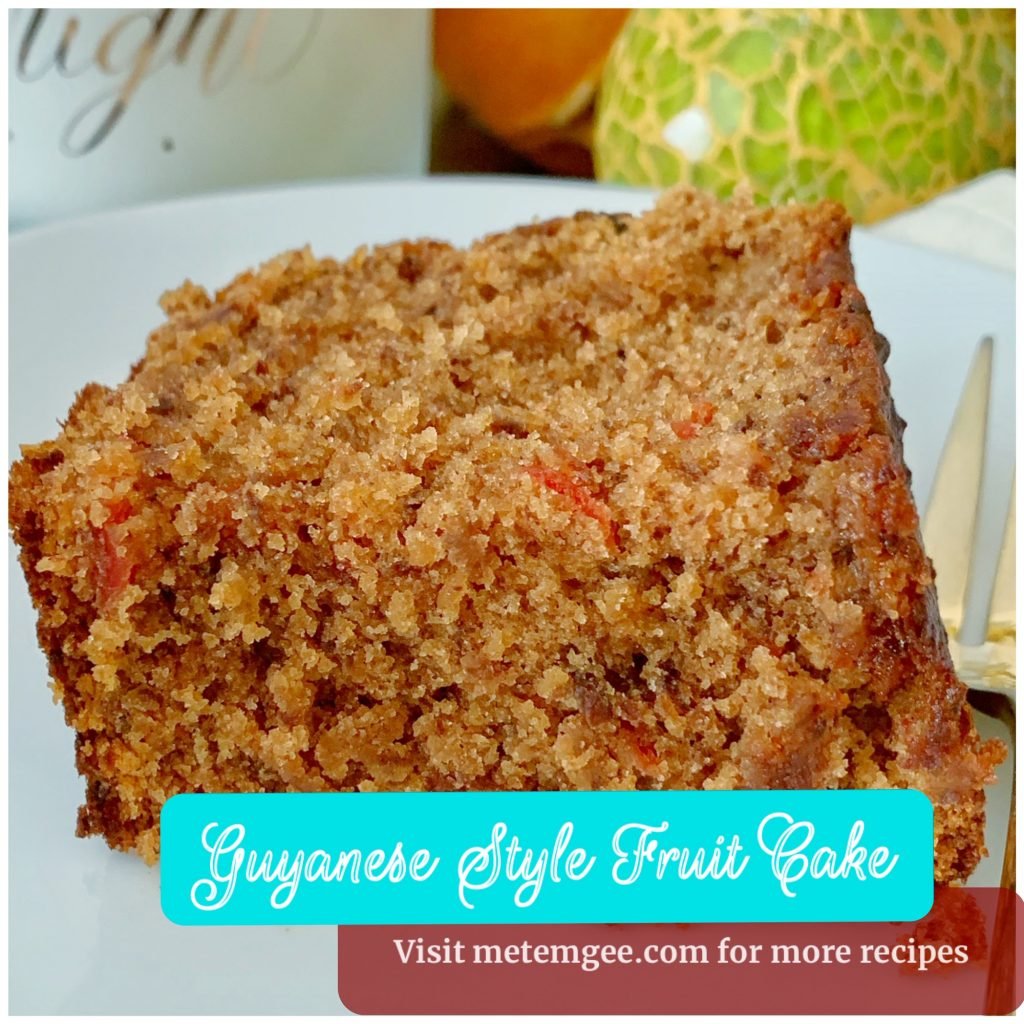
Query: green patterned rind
[{"left": 595, "top": 8, "right": 1016, "bottom": 222}]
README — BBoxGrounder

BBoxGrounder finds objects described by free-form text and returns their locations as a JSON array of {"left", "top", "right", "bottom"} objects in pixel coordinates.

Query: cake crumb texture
[{"left": 9, "top": 186, "right": 1003, "bottom": 876}]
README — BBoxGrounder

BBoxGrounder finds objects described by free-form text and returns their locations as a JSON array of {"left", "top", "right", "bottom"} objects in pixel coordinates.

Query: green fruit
[{"left": 595, "top": 9, "right": 1016, "bottom": 222}]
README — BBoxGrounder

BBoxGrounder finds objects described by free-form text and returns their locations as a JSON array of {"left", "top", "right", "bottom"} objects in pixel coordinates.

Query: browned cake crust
[{"left": 10, "top": 186, "right": 1003, "bottom": 876}]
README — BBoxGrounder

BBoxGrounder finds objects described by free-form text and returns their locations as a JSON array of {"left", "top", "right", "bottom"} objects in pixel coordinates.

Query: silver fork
[
  {"left": 922, "top": 336, "right": 1015, "bottom": 699},
  {"left": 922, "top": 337, "right": 1015, "bottom": 1005}
]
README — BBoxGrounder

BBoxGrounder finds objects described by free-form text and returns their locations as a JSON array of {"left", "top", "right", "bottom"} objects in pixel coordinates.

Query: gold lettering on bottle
[
  {"left": 64, "top": 10, "right": 172, "bottom": 156},
  {"left": 200, "top": 9, "right": 242, "bottom": 95},
  {"left": 17, "top": 9, "right": 89, "bottom": 81},
  {"left": 173, "top": 9, "right": 211, "bottom": 65},
  {"left": 13, "top": 8, "right": 323, "bottom": 156},
  {"left": 245, "top": 11, "right": 320, "bottom": 85}
]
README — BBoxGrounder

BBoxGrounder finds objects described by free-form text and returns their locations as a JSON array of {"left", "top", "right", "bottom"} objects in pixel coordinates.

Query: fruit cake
[{"left": 9, "top": 186, "right": 1003, "bottom": 877}]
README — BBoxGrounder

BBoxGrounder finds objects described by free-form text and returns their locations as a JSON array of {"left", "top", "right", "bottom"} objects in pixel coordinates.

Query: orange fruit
[{"left": 434, "top": 9, "right": 629, "bottom": 173}]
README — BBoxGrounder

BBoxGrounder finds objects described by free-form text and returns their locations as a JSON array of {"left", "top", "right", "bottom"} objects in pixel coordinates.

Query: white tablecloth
[{"left": 869, "top": 169, "right": 1015, "bottom": 273}]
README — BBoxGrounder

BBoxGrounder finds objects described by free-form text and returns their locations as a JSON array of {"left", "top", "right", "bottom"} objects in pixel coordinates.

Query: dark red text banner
[{"left": 338, "top": 887, "right": 1021, "bottom": 1014}]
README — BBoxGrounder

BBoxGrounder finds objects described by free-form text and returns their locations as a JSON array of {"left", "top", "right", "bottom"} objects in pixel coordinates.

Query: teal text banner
[{"left": 160, "top": 790, "right": 934, "bottom": 926}]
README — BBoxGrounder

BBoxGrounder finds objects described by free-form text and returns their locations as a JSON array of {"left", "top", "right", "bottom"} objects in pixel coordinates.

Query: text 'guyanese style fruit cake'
[{"left": 9, "top": 186, "right": 1003, "bottom": 877}]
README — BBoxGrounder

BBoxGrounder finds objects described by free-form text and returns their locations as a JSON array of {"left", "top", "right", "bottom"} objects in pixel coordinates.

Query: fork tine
[
  {"left": 959, "top": 336, "right": 1013, "bottom": 648},
  {"left": 923, "top": 336, "right": 992, "bottom": 639},
  {"left": 989, "top": 482, "right": 1015, "bottom": 629}
]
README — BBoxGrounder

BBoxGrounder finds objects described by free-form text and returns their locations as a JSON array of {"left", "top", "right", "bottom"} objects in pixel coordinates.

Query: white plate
[{"left": 8, "top": 178, "right": 1016, "bottom": 1015}]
